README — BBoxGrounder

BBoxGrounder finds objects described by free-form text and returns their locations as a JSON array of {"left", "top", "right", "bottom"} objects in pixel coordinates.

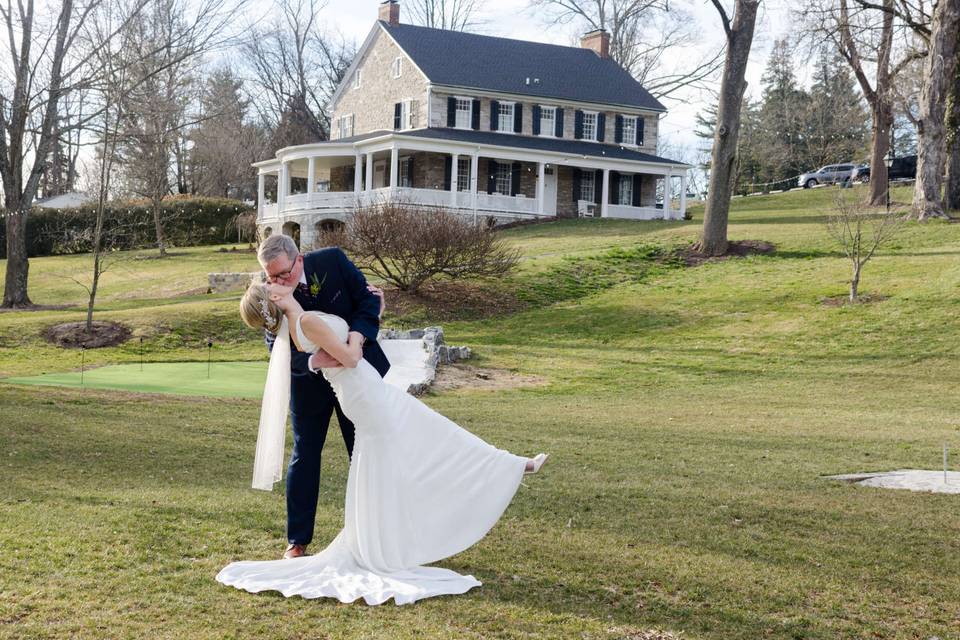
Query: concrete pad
[{"left": 825, "top": 469, "right": 960, "bottom": 494}]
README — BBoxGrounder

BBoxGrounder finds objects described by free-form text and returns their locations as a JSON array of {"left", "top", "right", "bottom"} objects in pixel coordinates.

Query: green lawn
[{"left": 2, "top": 184, "right": 960, "bottom": 639}]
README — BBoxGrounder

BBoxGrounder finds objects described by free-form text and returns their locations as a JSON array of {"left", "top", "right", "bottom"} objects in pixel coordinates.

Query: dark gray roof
[
  {"left": 402, "top": 128, "right": 683, "bottom": 165},
  {"left": 382, "top": 22, "right": 665, "bottom": 112}
]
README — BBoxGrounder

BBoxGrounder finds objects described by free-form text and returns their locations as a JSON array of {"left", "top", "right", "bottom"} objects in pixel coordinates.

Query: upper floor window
[
  {"left": 353, "top": 69, "right": 362, "bottom": 89},
  {"left": 394, "top": 100, "right": 418, "bottom": 130},
  {"left": 539, "top": 106, "right": 556, "bottom": 137},
  {"left": 622, "top": 116, "right": 637, "bottom": 146},
  {"left": 455, "top": 97, "right": 472, "bottom": 129},
  {"left": 580, "top": 170, "right": 596, "bottom": 201},
  {"left": 498, "top": 102, "right": 515, "bottom": 133},
  {"left": 457, "top": 157, "right": 470, "bottom": 191},
  {"left": 391, "top": 56, "right": 402, "bottom": 78},
  {"left": 338, "top": 114, "right": 354, "bottom": 139},
  {"left": 582, "top": 112, "right": 598, "bottom": 141}
]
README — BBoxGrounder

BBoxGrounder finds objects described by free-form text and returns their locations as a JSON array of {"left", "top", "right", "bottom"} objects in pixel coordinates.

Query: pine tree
[
  {"left": 755, "top": 38, "right": 809, "bottom": 185},
  {"left": 803, "top": 47, "right": 870, "bottom": 168}
]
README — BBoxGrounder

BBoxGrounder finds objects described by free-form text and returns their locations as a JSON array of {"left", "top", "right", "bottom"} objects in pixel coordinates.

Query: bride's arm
[{"left": 298, "top": 314, "right": 362, "bottom": 368}]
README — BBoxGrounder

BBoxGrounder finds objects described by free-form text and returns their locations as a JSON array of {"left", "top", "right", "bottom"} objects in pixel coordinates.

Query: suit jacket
[{"left": 265, "top": 248, "right": 390, "bottom": 409}]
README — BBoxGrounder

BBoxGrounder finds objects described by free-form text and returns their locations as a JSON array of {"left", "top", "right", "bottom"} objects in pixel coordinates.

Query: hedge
[{"left": 0, "top": 196, "right": 256, "bottom": 258}]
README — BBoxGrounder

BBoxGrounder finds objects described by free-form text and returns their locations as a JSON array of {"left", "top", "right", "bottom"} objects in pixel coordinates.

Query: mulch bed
[
  {"left": 820, "top": 293, "right": 888, "bottom": 307},
  {"left": 43, "top": 321, "right": 132, "bottom": 348},
  {"left": 674, "top": 239, "right": 776, "bottom": 266},
  {"left": 384, "top": 280, "right": 525, "bottom": 322}
]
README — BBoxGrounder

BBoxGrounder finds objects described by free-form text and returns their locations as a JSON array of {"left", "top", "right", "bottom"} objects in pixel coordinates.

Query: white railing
[
  {"left": 607, "top": 203, "right": 672, "bottom": 220},
  {"left": 266, "top": 187, "right": 544, "bottom": 217},
  {"left": 260, "top": 203, "right": 279, "bottom": 221}
]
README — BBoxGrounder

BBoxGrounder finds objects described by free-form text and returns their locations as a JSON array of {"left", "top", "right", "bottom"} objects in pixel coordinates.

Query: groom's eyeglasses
[{"left": 266, "top": 260, "right": 296, "bottom": 283}]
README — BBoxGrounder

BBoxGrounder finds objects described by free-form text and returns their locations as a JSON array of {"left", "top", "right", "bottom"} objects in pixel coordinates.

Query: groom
[{"left": 258, "top": 233, "right": 390, "bottom": 559}]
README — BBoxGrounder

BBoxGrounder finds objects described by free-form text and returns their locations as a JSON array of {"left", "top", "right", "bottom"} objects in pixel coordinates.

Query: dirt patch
[
  {"left": 494, "top": 216, "right": 560, "bottom": 231},
  {"left": 820, "top": 293, "right": 888, "bottom": 306},
  {"left": 0, "top": 304, "right": 77, "bottom": 313},
  {"left": 384, "top": 281, "right": 526, "bottom": 322},
  {"left": 431, "top": 362, "right": 546, "bottom": 393},
  {"left": 43, "top": 321, "right": 132, "bottom": 349},
  {"left": 675, "top": 240, "right": 776, "bottom": 266}
]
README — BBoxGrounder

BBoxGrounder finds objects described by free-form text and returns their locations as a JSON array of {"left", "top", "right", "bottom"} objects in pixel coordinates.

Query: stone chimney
[
  {"left": 581, "top": 29, "right": 610, "bottom": 58},
  {"left": 379, "top": 0, "right": 400, "bottom": 25}
]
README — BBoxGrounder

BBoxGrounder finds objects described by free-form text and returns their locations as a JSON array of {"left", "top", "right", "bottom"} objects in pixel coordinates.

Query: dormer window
[
  {"left": 581, "top": 112, "right": 598, "bottom": 141},
  {"left": 539, "top": 106, "right": 556, "bottom": 137},
  {"left": 622, "top": 116, "right": 637, "bottom": 146},
  {"left": 391, "top": 56, "right": 402, "bottom": 78},
  {"left": 498, "top": 102, "right": 515, "bottom": 133},
  {"left": 455, "top": 97, "right": 472, "bottom": 129}
]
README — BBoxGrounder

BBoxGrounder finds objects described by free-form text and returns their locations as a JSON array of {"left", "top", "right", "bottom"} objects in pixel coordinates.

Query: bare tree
[
  {"left": 696, "top": 0, "right": 762, "bottom": 257},
  {"left": 529, "top": 0, "right": 723, "bottom": 101},
  {"left": 947, "top": 49, "right": 960, "bottom": 212},
  {"left": 825, "top": 194, "right": 904, "bottom": 302},
  {"left": 910, "top": 0, "right": 960, "bottom": 220},
  {"left": 405, "top": 0, "right": 482, "bottom": 30}
]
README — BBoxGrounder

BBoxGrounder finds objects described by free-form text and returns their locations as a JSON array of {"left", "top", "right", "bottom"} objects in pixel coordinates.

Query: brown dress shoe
[{"left": 283, "top": 543, "right": 307, "bottom": 559}]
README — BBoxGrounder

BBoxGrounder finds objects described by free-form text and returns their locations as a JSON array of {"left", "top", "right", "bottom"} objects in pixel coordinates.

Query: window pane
[
  {"left": 583, "top": 113, "right": 596, "bottom": 140},
  {"left": 499, "top": 103, "right": 514, "bottom": 132},
  {"left": 540, "top": 107, "right": 555, "bottom": 136},
  {"left": 495, "top": 163, "right": 511, "bottom": 195},
  {"left": 456, "top": 98, "right": 471, "bottom": 128},
  {"left": 619, "top": 175, "right": 633, "bottom": 204},
  {"left": 622, "top": 117, "right": 636, "bottom": 144},
  {"left": 581, "top": 171, "right": 595, "bottom": 201},
  {"left": 457, "top": 158, "right": 470, "bottom": 191}
]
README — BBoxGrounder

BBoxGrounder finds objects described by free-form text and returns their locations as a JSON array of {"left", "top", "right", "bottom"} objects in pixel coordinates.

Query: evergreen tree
[
  {"left": 803, "top": 47, "right": 870, "bottom": 167},
  {"left": 755, "top": 38, "right": 809, "bottom": 185}
]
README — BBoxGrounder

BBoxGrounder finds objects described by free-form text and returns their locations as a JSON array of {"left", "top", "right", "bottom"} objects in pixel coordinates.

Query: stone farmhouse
[{"left": 254, "top": 0, "right": 691, "bottom": 247}]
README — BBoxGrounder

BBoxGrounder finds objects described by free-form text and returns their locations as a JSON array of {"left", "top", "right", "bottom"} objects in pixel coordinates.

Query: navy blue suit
[{"left": 265, "top": 247, "right": 389, "bottom": 546}]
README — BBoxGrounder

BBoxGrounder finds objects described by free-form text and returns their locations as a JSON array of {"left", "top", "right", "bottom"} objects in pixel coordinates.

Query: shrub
[{"left": 332, "top": 201, "right": 521, "bottom": 293}]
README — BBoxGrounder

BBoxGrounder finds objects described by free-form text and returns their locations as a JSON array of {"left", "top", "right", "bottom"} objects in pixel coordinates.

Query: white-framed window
[
  {"left": 455, "top": 97, "right": 472, "bottom": 129},
  {"left": 338, "top": 114, "right": 354, "bottom": 139},
  {"left": 396, "top": 99, "right": 417, "bottom": 130},
  {"left": 399, "top": 156, "right": 412, "bottom": 187},
  {"left": 580, "top": 170, "right": 596, "bottom": 202},
  {"left": 498, "top": 102, "right": 515, "bottom": 132},
  {"left": 494, "top": 162, "right": 511, "bottom": 195},
  {"left": 391, "top": 56, "right": 402, "bottom": 78},
  {"left": 353, "top": 69, "right": 362, "bottom": 89},
  {"left": 539, "top": 105, "right": 556, "bottom": 137},
  {"left": 619, "top": 174, "right": 633, "bottom": 204},
  {"left": 582, "top": 111, "right": 598, "bottom": 141},
  {"left": 622, "top": 116, "right": 637, "bottom": 146},
  {"left": 457, "top": 157, "right": 470, "bottom": 191}
]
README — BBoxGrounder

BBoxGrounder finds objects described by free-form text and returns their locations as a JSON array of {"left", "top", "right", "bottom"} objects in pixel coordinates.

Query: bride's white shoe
[{"left": 525, "top": 453, "right": 549, "bottom": 474}]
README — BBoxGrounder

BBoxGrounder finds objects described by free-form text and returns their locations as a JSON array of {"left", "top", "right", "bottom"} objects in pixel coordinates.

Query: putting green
[{"left": 3, "top": 361, "right": 267, "bottom": 398}]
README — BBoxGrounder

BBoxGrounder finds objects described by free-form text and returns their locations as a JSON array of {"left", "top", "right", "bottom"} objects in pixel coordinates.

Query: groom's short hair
[{"left": 258, "top": 234, "right": 299, "bottom": 265}]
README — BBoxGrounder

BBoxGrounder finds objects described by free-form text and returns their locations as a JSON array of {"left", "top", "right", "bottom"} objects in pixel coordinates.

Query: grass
[{"left": 2, "top": 183, "right": 960, "bottom": 639}]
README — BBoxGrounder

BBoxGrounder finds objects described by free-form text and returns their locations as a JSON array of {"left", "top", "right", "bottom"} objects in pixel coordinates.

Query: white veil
[{"left": 252, "top": 316, "right": 291, "bottom": 491}]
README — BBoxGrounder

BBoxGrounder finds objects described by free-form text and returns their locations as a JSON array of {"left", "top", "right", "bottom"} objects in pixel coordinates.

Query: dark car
[{"left": 850, "top": 155, "right": 917, "bottom": 183}]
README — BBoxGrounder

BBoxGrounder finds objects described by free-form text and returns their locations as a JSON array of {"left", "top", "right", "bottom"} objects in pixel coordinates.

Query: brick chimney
[
  {"left": 379, "top": 0, "right": 400, "bottom": 25},
  {"left": 581, "top": 29, "right": 610, "bottom": 58}
]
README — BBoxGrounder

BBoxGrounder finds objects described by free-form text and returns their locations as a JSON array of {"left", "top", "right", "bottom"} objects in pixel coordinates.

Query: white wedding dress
[{"left": 216, "top": 312, "right": 528, "bottom": 605}]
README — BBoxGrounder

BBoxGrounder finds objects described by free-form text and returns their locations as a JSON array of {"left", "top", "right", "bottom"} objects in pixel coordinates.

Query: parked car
[
  {"left": 798, "top": 163, "right": 857, "bottom": 188},
  {"left": 850, "top": 155, "right": 917, "bottom": 183}
]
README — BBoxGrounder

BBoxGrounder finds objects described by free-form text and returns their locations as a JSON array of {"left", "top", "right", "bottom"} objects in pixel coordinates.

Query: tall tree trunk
[
  {"left": 2, "top": 205, "right": 32, "bottom": 308},
  {"left": 913, "top": 0, "right": 960, "bottom": 220},
  {"left": 944, "top": 40, "right": 960, "bottom": 211},
  {"left": 868, "top": 100, "right": 893, "bottom": 206},
  {"left": 152, "top": 196, "right": 167, "bottom": 257},
  {"left": 699, "top": 0, "right": 761, "bottom": 256}
]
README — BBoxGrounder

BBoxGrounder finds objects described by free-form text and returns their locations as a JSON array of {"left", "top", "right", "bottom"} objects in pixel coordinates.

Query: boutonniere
[{"left": 309, "top": 272, "right": 326, "bottom": 297}]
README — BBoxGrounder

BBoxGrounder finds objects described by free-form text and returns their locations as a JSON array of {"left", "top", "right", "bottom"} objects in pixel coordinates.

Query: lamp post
[{"left": 884, "top": 150, "right": 894, "bottom": 215}]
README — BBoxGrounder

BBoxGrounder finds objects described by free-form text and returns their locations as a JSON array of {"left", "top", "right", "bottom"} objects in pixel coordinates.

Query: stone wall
[
  {"left": 378, "top": 326, "right": 471, "bottom": 395},
  {"left": 208, "top": 272, "right": 263, "bottom": 293}
]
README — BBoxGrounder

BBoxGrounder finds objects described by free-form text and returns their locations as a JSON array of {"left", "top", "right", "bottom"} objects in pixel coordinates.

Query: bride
[{"left": 217, "top": 281, "right": 548, "bottom": 605}]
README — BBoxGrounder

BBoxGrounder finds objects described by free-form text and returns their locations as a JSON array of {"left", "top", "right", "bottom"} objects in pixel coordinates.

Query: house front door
[
  {"left": 373, "top": 160, "right": 387, "bottom": 188},
  {"left": 543, "top": 165, "right": 558, "bottom": 215}
]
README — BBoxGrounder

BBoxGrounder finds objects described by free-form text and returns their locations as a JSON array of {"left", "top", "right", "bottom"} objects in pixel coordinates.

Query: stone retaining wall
[{"left": 208, "top": 272, "right": 263, "bottom": 293}]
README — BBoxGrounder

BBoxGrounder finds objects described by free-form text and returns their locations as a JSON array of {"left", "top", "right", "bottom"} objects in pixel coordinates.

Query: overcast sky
[{"left": 322, "top": 0, "right": 798, "bottom": 160}]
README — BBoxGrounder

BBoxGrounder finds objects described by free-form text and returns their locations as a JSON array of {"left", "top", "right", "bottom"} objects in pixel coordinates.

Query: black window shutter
[
  {"left": 614, "top": 115, "right": 623, "bottom": 143},
  {"left": 636, "top": 118, "right": 645, "bottom": 145},
  {"left": 594, "top": 170, "right": 602, "bottom": 205},
  {"left": 572, "top": 167, "right": 581, "bottom": 202},
  {"left": 597, "top": 113, "right": 606, "bottom": 142},
  {"left": 490, "top": 100, "right": 500, "bottom": 130},
  {"left": 574, "top": 110, "right": 583, "bottom": 139},
  {"left": 514, "top": 104, "right": 522, "bottom": 133},
  {"left": 471, "top": 99, "right": 481, "bottom": 130},
  {"left": 444, "top": 156, "right": 452, "bottom": 190},
  {"left": 487, "top": 160, "right": 497, "bottom": 194},
  {"left": 511, "top": 162, "right": 521, "bottom": 195},
  {"left": 632, "top": 173, "right": 642, "bottom": 206},
  {"left": 447, "top": 97, "right": 456, "bottom": 127},
  {"left": 394, "top": 103, "right": 402, "bottom": 130},
  {"left": 532, "top": 105, "right": 541, "bottom": 135},
  {"left": 610, "top": 171, "right": 620, "bottom": 205},
  {"left": 406, "top": 156, "right": 414, "bottom": 186},
  {"left": 555, "top": 108, "right": 564, "bottom": 137},
  {"left": 347, "top": 166, "right": 356, "bottom": 189}
]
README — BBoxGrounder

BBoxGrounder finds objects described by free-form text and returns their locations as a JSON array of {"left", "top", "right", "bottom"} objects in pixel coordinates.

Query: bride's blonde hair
[{"left": 240, "top": 283, "right": 283, "bottom": 334}]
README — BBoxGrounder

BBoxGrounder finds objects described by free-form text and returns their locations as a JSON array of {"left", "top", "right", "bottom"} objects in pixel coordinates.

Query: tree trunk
[
  {"left": 867, "top": 100, "right": 893, "bottom": 206},
  {"left": 2, "top": 205, "right": 32, "bottom": 307},
  {"left": 913, "top": 0, "right": 960, "bottom": 220},
  {"left": 944, "top": 44, "right": 960, "bottom": 211},
  {"left": 699, "top": 0, "right": 761, "bottom": 257},
  {"left": 152, "top": 197, "right": 167, "bottom": 257},
  {"left": 850, "top": 262, "right": 861, "bottom": 302}
]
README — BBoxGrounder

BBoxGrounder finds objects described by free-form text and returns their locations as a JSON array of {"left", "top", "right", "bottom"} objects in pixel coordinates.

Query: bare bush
[
  {"left": 825, "top": 195, "right": 906, "bottom": 302},
  {"left": 336, "top": 201, "right": 520, "bottom": 293}
]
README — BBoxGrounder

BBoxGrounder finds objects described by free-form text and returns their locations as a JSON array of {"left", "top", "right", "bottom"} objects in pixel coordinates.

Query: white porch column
[
  {"left": 470, "top": 151, "right": 479, "bottom": 224},
  {"left": 354, "top": 154, "right": 363, "bottom": 193},
  {"left": 600, "top": 168, "right": 610, "bottom": 218},
  {"left": 257, "top": 172, "right": 265, "bottom": 220},
  {"left": 365, "top": 152, "right": 374, "bottom": 191},
  {"left": 306, "top": 157, "right": 316, "bottom": 194},
  {"left": 679, "top": 172, "right": 687, "bottom": 220},
  {"left": 450, "top": 153, "right": 459, "bottom": 207},
  {"left": 536, "top": 162, "right": 545, "bottom": 216},
  {"left": 389, "top": 145, "right": 399, "bottom": 188},
  {"left": 664, "top": 170, "right": 673, "bottom": 218},
  {"left": 278, "top": 162, "right": 289, "bottom": 213}
]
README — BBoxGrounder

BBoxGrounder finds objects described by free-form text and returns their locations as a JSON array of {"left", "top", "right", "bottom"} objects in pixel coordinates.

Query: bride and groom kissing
[{"left": 216, "top": 234, "right": 548, "bottom": 605}]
